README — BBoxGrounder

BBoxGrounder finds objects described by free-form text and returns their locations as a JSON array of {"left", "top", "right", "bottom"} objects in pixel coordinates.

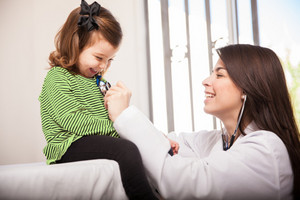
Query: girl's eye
[
  {"left": 96, "top": 56, "right": 102, "bottom": 60},
  {"left": 216, "top": 74, "right": 223, "bottom": 78}
]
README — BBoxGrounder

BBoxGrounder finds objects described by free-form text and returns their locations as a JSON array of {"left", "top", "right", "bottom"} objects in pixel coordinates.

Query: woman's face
[
  {"left": 77, "top": 32, "right": 119, "bottom": 78},
  {"left": 202, "top": 58, "right": 243, "bottom": 121}
]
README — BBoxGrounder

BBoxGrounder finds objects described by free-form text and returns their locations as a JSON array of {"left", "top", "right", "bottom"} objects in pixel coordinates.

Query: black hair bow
[{"left": 77, "top": 0, "right": 101, "bottom": 31}]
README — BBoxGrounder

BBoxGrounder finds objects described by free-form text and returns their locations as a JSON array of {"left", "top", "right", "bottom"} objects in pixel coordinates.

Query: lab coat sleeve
[
  {"left": 113, "top": 106, "right": 171, "bottom": 183},
  {"left": 114, "top": 106, "right": 290, "bottom": 200}
]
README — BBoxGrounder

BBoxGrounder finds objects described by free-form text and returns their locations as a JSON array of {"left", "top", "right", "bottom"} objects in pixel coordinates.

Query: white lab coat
[{"left": 114, "top": 106, "right": 293, "bottom": 200}]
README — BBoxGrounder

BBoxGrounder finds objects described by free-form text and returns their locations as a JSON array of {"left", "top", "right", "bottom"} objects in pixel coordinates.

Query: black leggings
[{"left": 57, "top": 135, "right": 158, "bottom": 200}]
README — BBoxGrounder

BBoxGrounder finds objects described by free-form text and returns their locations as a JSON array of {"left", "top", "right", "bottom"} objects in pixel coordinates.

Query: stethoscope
[
  {"left": 222, "top": 95, "right": 247, "bottom": 151},
  {"left": 96, "top": 75, "right": 111, "bottom": 96}
]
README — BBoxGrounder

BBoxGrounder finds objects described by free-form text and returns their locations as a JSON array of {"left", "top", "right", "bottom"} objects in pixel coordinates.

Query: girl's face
[
  {"left": 77, "top": 32, "right": 119, "bottom": 78},
  {"left": 202, "top": 58, "right": 243, "bottom": 121}
]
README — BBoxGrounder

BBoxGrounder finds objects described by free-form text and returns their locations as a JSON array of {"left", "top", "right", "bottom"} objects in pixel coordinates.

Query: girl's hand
[
  {"left": 104, "top": 81, "right": 132, "bottom": 122},
  {"left": 168, "top": 138, "right": 179, "bottom": 155}
]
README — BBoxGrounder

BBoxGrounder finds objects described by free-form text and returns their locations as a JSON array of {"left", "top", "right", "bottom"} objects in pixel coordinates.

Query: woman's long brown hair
[
  {"left": 217, "top": 44, "right": 300, "bottom": 199},
  {"left": 48, "top": 5, "right": 122, "bottom": 73}
]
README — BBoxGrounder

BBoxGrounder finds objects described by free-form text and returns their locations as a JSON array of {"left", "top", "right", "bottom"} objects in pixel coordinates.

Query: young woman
[
  {"left": 105, "top": 44, "right": 300, "bottom": 199},
  {"left": 39, "top": 1, "right": 157, "bottom": 199}
]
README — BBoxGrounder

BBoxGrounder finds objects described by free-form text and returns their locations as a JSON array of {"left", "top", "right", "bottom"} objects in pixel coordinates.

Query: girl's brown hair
[
  {"left": 49, "top": 5, "right": 122, "bottom": 73},
  {"left": 217, "top": 44, "right": 300, "bottom": 199}
]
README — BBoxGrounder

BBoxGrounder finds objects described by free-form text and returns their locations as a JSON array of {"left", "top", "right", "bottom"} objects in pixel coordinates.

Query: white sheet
[{"left": 0, "top": 159, "right": 128, "bottom": 200}]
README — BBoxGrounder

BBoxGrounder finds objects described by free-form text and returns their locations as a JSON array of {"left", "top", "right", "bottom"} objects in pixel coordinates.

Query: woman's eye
[{"left": 216, "top": 74, "right": 223, "bottom": 78}]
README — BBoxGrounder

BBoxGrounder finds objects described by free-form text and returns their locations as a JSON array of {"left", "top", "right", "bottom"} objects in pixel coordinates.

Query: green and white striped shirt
[{"left": 39, "top": 67, "right": 119, "bottom": 164}]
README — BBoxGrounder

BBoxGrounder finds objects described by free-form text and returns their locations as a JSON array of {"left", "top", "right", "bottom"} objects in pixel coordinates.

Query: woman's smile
[{"left": 204, "top": 92, "right": 216, "bottom": 103}]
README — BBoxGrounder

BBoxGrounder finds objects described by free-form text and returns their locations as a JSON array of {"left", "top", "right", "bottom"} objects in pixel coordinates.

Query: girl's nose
[{"left": 98, "top": 62, "right": 107, "bottom": 71}]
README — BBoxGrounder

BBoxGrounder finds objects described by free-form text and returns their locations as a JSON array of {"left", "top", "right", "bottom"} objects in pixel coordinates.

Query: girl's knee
[
  {"left": 120, "top": 139, "right": 139, "bottom": 153},
  {"left": 118, "top": 139, "right": 142, "bottom": 160}
]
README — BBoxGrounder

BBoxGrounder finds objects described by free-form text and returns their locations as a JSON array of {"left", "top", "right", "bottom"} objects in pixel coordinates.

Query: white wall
[{"left": 0, "top": 0, "right": 149, "bottom": 165}]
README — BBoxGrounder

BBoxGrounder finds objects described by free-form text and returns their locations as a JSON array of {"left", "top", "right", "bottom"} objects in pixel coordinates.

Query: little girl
[{"left": 39, "top": 1, "right": 158, "bottom": 199}]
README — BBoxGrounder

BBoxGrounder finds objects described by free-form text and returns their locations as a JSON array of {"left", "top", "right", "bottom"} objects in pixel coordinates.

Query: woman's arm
[{"left": 113, "top": 106, "right": 288, "bottom": 199}]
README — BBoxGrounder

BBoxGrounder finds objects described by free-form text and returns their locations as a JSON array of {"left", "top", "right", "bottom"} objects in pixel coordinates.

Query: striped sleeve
[{"left": 40, "top": 68, "right": 115, "bottom": 136}]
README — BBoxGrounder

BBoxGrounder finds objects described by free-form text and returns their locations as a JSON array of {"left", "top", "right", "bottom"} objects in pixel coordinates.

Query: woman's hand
[
  {"left": 168, "top": 138, "right": 180, "bottom": 155},
  {"left": 104, "top": 81, "right": 132, "bottom": 122}
]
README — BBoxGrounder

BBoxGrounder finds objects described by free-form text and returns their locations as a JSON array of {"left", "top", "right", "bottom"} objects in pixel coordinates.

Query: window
[
  {"left": 146, "top": 0, "right": 261, "bottom": 133},
  {"left": 257, "top": 0, "right": 300, "bottom": 126}
]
